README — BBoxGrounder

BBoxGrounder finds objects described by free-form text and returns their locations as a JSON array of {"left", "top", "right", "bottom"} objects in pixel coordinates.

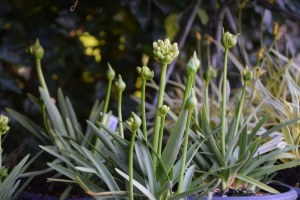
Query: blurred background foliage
[{"left": 0, "top": 0, "right": 300, "bottom": 168}]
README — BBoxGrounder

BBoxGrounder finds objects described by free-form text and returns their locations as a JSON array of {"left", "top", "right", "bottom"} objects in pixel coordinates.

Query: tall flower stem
[
  {"left": 221, "top": 48, "right": 228, "bottom": 157},
  {"left": 260, "top": 9, "right": 266, "bottom": 48},
  {"left": 207, "top": 42, "right": 211, "bottom": 66},
  {"left": 193, "top": 75, "right": 198, "bottom": 126},
  {"left": 158, "top": 116, "right": 165, "bottom": 158},
  {"left": 118, "top": 91, "right": 124, "bottom": 138},
  {"left": 182, "top": 75, "right": 192, "bottom": 108},
  {"left": 274, "top": 40, "right": 281, "bottom": 68},
  {"left": 204, "top": 81, "right": 210, "bottom": 120},
  {"left": 232, "top": 82, "right": 247, "bottom": 138},
  {"left": 36, "top": 59, "right": 49, "bottom": 96},
  {"left": 151, "top": 63, "right": 167, "bottom": 166},
  {"left": 238, "top": 5, "right": 248, "bottom": 66},
  {"left": 141, "top": 79, "right": 147, "bottom": 139},
  {"left": 197, "top": 40, "right": 202, "bottom": 79},
  {"left": 94, "top": 80, "right": 112, "bottom": 154},
  {"left": 177, "top": 109, "right": 192, "bottom": 194},
  {"left": 129, "top": 130, "right": 137, "bottom": 200}
]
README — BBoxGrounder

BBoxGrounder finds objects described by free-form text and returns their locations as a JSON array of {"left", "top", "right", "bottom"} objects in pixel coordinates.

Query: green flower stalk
[
  {"left": 177, "top": 89, "right": 197, "bottom": 194},
  {"left": 182, "top": 57, "right": 197, "bottom": 108},
  {"left": 0, "top": 115, "right": 9, "bottom": 183},
  {"left": 192, "top": 52, "right": 200, "bottom": 124},
  {"left": 127, "top": 112, "right": 141, "bottom": 200},
  {"left": 115, "top": 75, "right": 126, "bottom": 138},
  {"left": 94, "top": 63, "right": 115, "bottom": 154},
  {"left": 226, "top": 67, "right": 253, "bottom": 164},
  {"left": 151, "top": 38, "right": 178, "bottom": 166},
  {"left": 27, "top": 39, "right": 49, "bottom": 96},
  {"left": 137, "top": 66, "right": 154, "bottom": 139},
  {"left": 203, "top": 66, "right": 218, "bottom": 120},
  {"left": 157, "top": 105, "right": 170, "bottom": 158},
  {"left": 196, "top": 31, "right": 202, "bottom": 78},
  {"left": 220, "top": 29, "right": 239, "bottom": 157}
]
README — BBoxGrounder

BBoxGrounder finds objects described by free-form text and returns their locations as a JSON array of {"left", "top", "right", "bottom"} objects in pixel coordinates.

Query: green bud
[
  {"left": 243, "top": 66, "right": 253, "bottom": 81},
  {"left": 0, "top": 114, "right": 10, "bottom": 135},
  {"left": 0, "top": 168, "right": 8, "bottom": 178},
  {"left": 221, "top": 28, "right": 240, "bottom": 49},
  {"left": 185, "top": 88, "right": 197, "bottom": 111},
  {"left": 192, "top": 51, "right": 200, "bottom": 70},
  {"left": 106, "top": 63, "right": 115, "bottom": 81},
  {"left": 203, "top": 66, "right": 218, "bottom": 82},
  {"left": 115, "top": 74, "right": 126, "bottom": 92},
  {"left": 153, "top": 38, "right": 179, "bottom": 64},
  {"left": 137, "top": 66, "right": 154, "bottom": 81},
  {"left": 157, "top": 105, "right": 170, "bottom": 117},
  {"left": 185, "top": 58, "right": 197, "bottom": 76},
  {"left": 127, "top": 112, "right": 142, "bottom": 131},
  {"left": 26, "top": 38, "right": 44, "bottom": 59}
]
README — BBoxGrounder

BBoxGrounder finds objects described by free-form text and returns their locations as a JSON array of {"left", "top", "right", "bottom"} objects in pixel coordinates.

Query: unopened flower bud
[
  {"left": 196, "top": 31, "right": 201, "bottom": 41},
  {"left": 205, "top": 34, "right": 212, "bottom": 45},
  {"left": 127, "top": 112, "right": 141, "bottom": 131},
  {"left": 157, "top": 105, "right": 170, "bottom": 117},
  {"left": 192, "top": 51, "right": 200, "bottom": 70},
  {"left": 141, "top": 54, "right": 150, "bottom": 66},
  {"left": 0, "top": 168, "right": 8, "bottom": 178},
  {"left": 0, "top": 115, "right": 10, "bottom": 135},
  {"left": 158, "top": 40, "right": 164, "bottom": 48},
  {"left": 26, "top": 38, "right": 44, "bottom": 59},
  {"left": 186, "top": 88, "right": 197, "bottom": 111},
  {"left": 164, "top": 38, "right": 170, "bottom": 46},
  {"left": 185, "top": 58, "right": 197, "bottom": 76},
  {"left": 137, "top": 66, "right": 154, "bottom": 81},
  {"left": 106, "top": 63, "right": 115, "bottom": 81},
  {"left": 256, "top": 48, "right": 264, "bottom": 61},
  {"left": 243, "top": 66, "right": 253, "bottom": 81},
  {"left": 275, "top": 27, "right": 283, "bottom": 41},
  {"left": 204, "top": 66, "right": 218, "bottom": 82},
  {"left": 273, "top": 22, "right": 279, "bottom": 36},
  {"left": 115, "top": 74, "right": 126, "bottom": 92},
  {"left": 221, "top": 28, "right": 239, "bottom": 49}
]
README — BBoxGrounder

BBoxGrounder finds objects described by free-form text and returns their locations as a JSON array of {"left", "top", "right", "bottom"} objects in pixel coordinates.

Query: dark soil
[
  {"left": 16, "top": 170, "right": 89, "bottom": 199},
  {"left": 273, "top": 165, "right": 300, "bottom": 187}
]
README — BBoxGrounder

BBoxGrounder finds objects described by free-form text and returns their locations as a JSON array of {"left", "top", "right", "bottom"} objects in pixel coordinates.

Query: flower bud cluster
[
  {"left": 26, "top": 38, "right": 44, "bottom": 59},
  {"left": 137, "top": 66, "right": 154, "bottom": 81},
  {"left": 0, "top": 115, "right": 9, "bottom": 135},
  {"left": 115, "top": 75, "right": 126, "bottom": 92},
  {"left": 221, "top": 28, "right": 239, "bottom": 49},
  {"left": 204, "top": 66, "right": 218, "bottom": 82},
  {"left": 106, "top": 63, "right": 116, "bottom": 81},
  {"left": 127, "top": 112, "right": 141, "bottom": 131},
  {"left": 153, "top": 38, "right": 179, "bottom": 64},
  {"left": 157, "top": 105, "right": 170, "bottom": 117},
  {"left": 243, "top": 66, "right": 253, "bottom": 81},
  {"left": 186, "top": 88, "right": 197, "bottom": 111}
]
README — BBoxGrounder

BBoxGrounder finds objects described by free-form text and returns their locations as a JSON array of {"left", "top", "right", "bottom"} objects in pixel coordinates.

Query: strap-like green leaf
[
  {"left": 115, "top": 168, "right": 156, "bottom": 200},
  {"left": 236, "top": 173, "right": 279, "bottom": 194}
]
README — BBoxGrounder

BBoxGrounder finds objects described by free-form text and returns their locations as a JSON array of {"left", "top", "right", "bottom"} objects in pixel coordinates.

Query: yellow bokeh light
[
  {"left": 76, "top": 30, "right": 82, "bottom": 35},
  {"left": 135, "top": 77, "right": 142, "bottom": 88},
  {"left": 86, "top": 15, "right": 92, "bottom": 20},
  {"left": 134, "top": 91, "right": 141, "bottom": 99},
  {"left": 118, "top": 44, "right": 125, "bottom": 51},
  {"left": 119, "top": 36, "right": 125, "bottom": 43},
  {"left": 83, "top": 71, "right": 90, "bottom": 78},
  {"left": 5, "top": 23, "right": 11, "bottom": 29},
  {"left": 52, "top": 74, "right": 58, "bottom": 80},
  {"left": 85, "top": 47, "right": 93, "bottom": 56},
  {"left": 99, "top": 31, "right": 106, "bottom": 37},
  {"left": 79, "top": 32, "right": 99, "bottom": 47}
]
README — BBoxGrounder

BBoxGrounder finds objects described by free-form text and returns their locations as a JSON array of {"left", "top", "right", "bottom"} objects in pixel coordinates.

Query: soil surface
[
  {"left": 16, "top": 170, "right": 89, "bottom": 199},
  {"left": 273, "top": 165, "right": 300, "bottom": 187}
]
